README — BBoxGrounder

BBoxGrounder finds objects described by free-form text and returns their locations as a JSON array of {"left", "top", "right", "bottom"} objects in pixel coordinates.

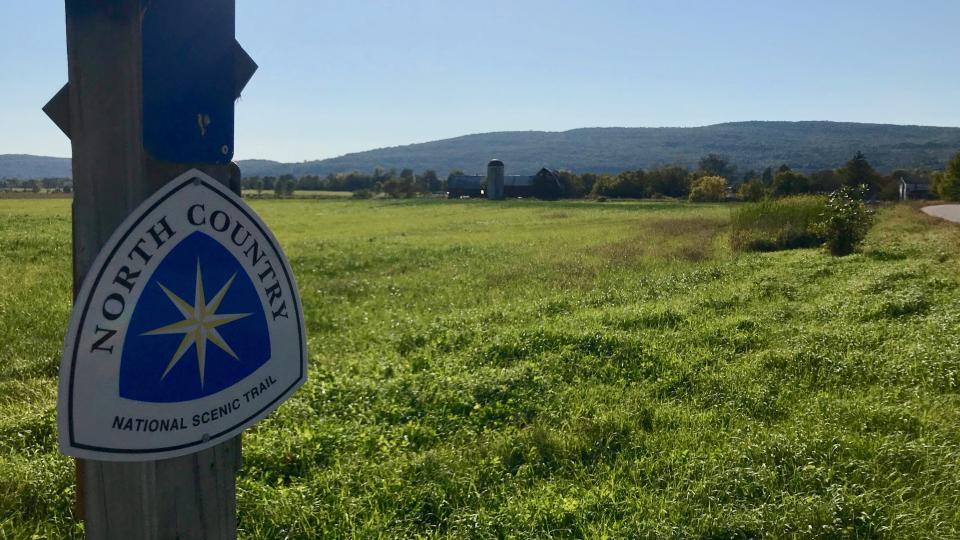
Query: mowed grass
[{"left": 2, "top": 198, "right": 960, "bottom": 538}]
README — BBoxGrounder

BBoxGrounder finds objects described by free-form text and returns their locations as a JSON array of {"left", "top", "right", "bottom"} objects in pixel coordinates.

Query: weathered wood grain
[{"left": 63, "top": 1, "right": 242, "bottom": 538}]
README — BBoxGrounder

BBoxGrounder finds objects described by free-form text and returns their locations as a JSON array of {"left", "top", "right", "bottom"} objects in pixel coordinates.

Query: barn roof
[
  {"left": 448, "top": 175, "right": 483, "bottom": 189},
  {"left": 505, "top": 175, "right": 534, "bottom": 186},
  {"left": 448, "top": 168, "right": 560, "bottom": 190}
]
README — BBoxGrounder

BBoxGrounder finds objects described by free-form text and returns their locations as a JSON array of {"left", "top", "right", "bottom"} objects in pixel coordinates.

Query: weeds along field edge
[{"left": 1, "top": 198, "right": 959, "bottom": 538}]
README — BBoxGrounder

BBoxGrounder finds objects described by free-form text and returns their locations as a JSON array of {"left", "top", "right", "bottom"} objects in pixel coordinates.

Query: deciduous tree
[
  {"left": 698, "top": 154, "right": 736, "bottom": 178},
  {"left": 933, "top": 152, "right": 960, "bottom": 201},
  {"left": 689, "top": 175, "right": 726, "bottom": 202}
]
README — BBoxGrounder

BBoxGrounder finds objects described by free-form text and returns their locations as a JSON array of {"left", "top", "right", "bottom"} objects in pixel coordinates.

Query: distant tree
[
  {"left": 772, "top": 170, "right": 810, "bottom": 196},
  {"left": 876, "top": 175, "right": 900, "bottom": 201},
  {"left": 591, "top": 169, "right": 647, "bottom": 198},
  {"left": 688, "top": 175, "right": 727, "bottom": 202},
  {"left": 373, "top": 167, "right": 390, "bottom": 184},
  {"left": 931, "top": 171, "right": 947, "bottom": 200},
  {"left": 742, "top": 170, "right": 759, "bottom": 182},
  {"left": 647, "top": 164, "right": 690, "bottom": 198},
  {"left": 297, "top": 175, "right": 322, "bottom": 190},
  {"left": 555, "top": 170, "right": 587, "bottom": 198},
  {"left": 777, "top": 164, "right": 792, "bottom": 173},
  {"left": 400, "top": 168, "right": 415, "bottom": 180},
  {"left": 381, "top": 177, "right": 400, "bottom": 198},
  {"left": 382, "top": 176, "right": 416, "bottom": 198},
  {"left": 761, "top": 167, "right": 774, "bottom": 185},
  {"left": 41, "top": 178, "right": 62, "bottom": 190},
  {"left": 254, "top": 178, "right": 264, "bottom": 196},
  {"left": 840, "top": 151, "right": 882, "bottom": 194},
  {"left": 26, "top": 179, "right": 41, "bottom": 193},
  {"left": 809, "top": 170, "right": 842, "bottom": 193},
  {"left": 698, "top": 154, "right": 736, "bottom": 178},
  {"left": 578, "top": 173, "right": 602, "bottom": 196},
  {"left": 276, "top": 174, "right": 296, "bottom": 197},
  {"left": 738, "top": 180, "right": 766, "bottom": 202},
  {"left": 420, "top": 170, "right": 441, "bottom": 192},
  {"left": 934, "top": 152, "right": 960, "bottom": 201}
]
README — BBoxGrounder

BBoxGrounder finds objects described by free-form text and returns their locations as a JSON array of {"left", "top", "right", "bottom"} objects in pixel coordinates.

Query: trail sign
[
  {"left": 143, "top": 0, "right": 236, "bottom": 163},
  {"left": 43, "top": 1, "right": 257, "bottom": 162},
  {"left": 58, "top": 170, "right": 306, "bottom": 461}
]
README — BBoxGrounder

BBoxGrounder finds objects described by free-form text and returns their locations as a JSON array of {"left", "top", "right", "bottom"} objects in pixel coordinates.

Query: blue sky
[{"left": 2, "top": 0, "right": 959, "bottom": 161}]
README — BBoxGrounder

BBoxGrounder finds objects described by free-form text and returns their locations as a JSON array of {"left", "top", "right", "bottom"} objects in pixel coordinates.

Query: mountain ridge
[{"left": 4, "top": 121, "right": 960, "bottom": 179}]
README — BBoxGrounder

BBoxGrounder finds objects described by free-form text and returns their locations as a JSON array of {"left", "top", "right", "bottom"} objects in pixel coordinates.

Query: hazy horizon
[{"left": 8, "top": 119, "right": 960, "bottom": 164}]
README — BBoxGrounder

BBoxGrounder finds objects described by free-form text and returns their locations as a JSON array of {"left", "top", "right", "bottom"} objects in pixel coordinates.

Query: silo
[{"left": 487, "top": 159, "right": 505, "bottom": 200}]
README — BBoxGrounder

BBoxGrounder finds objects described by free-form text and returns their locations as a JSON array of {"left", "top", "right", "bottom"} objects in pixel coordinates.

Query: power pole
[{"left": 46, "top": 1, "right": 256, "bottom": 537}]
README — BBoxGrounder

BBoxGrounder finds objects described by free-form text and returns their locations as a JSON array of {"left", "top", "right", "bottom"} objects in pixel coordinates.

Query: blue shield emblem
[{"left": 120, "top": 231, "right": 271, "bottom": 402}]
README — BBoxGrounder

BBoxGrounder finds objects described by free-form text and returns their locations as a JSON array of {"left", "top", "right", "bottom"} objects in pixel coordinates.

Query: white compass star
[{"left": 143, "top": 259, "right": 251, "bottom": 386}]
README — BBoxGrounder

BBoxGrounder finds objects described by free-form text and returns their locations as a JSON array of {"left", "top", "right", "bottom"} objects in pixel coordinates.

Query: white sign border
[{"left": 57, "top": 169, "right": 307, "bottom": 461}]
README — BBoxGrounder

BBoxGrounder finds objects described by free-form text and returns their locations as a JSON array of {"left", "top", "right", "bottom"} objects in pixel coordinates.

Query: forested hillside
[
  {"left": 0, "top": 155, "right": 71, "bottom": 179},
  {"left": 5, "top": 121, "right": 960, "bottom": 178},
  {"left": 241, "top": 121, "right": 960, "bottom": 176}
]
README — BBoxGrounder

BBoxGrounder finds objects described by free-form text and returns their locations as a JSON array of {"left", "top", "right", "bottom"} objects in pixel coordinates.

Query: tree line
[
  {"left": 240, "top": 151, "right": 960, "bottom": 202},
  {"left": 241, "top": 168, "right": 443, "bottom": 198},
  {"left": 557, "top": 152, "right": 939, "bottom": 202},
  {"left": 0, "top": 177, "right": 72, "bottom": 192},
  {"left": 12, "top": 150, "right": 958, "bottom": 202}
]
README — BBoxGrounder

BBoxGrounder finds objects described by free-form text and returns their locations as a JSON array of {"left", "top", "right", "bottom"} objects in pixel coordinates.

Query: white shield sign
[{"left": 58, "top": 169, "right": 307, "bottom": 461}]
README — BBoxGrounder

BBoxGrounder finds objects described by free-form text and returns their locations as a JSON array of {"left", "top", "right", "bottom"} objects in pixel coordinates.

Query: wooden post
[{"left": 59, "top": 1, "right": 243, "bottom": 537}]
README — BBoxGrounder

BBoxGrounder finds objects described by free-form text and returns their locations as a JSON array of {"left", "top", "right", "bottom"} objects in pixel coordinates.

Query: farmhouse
[
  {"left": 899, "top": 177, "right": 933, "bottom": 200},
  {"left": 447, "top": 159, "right": 562, "bottom": 199}
]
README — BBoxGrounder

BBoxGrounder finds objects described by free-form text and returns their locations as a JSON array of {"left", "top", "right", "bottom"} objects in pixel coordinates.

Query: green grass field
[{"left": 2, "top": 198, "right": 960, "bottom": 538}]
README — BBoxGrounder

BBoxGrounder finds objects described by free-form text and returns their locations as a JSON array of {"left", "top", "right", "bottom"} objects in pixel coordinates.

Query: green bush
[
  {"left": 689, "top": 175, "right": 727, "bottom": 202},
  {"left": 352, "top": 189, "right": 374, "bottom": 199},
  {"left": 731, "top": 195, "right": 826, "bottom": 252},
  {"left": 589, "top": 170, "right": 647, "bottom": 198},
  {"left": 816, "top": 186, "right": 873, "bottom": 256},
  {"left": 933, "top": 152, "right": 960, "bottom": 201},
  {"left": 738, "top": 180, "right": 766, "bottom": 202},
  {"left": 771, "top": 170, "right": 810, "bottom": 196}
]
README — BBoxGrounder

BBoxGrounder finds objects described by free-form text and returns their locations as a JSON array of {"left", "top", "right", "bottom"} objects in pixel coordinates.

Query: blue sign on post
[{"left": 142, "top": 0, "right": 236, "bottom": 164}]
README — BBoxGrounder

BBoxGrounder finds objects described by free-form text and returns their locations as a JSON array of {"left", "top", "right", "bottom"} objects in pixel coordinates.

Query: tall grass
[
  {"left": 730, "top": 195, "right": 827, "bottom": 252},
  {"left": 4, "top": 199, "right": 960, "bottom": 537}
]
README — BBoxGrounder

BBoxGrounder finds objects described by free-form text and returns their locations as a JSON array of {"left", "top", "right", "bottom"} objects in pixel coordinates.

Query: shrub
[
  {"left": 816, "top": 186, "right": 873, "bottom": 256},
  {"left": 771, "top": 170, "right": 810, "bottom": 196},
  {"left": 689, "top": 176, "right": 726, "bottom": 202},
  {"left": 382, "top": 177, "right": 417, "bottom": 198},
  {"left": 933, "top": 152, "right": 960, "bottom": 201},
  {"left": 590, "top": 170, "right": 647, "bottom": 199},
  {"left": 738, "top": 180, "right": 766, "bottom": 202},
  {"left": 352, "top": 189, "right": 374, "bottom": 199},
  {"left": 730, "top": 196, "right": 826, "bottom": 252}
]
